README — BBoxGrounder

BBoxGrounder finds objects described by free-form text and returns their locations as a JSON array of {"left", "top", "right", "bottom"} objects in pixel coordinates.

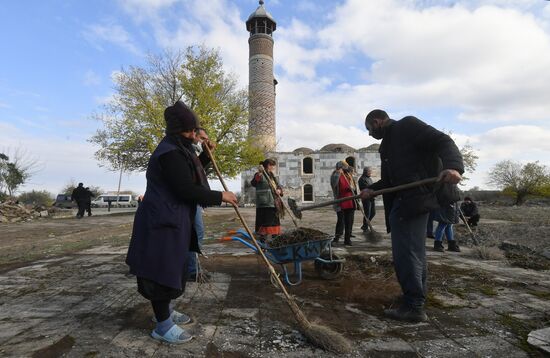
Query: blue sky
[{"left": 1, "top": 0, "right": 550, "bottom": 195}]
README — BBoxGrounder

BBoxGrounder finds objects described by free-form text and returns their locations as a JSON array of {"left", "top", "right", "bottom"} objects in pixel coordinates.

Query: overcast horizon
[{"left": 2, "top": 0, "right": 550, "bottom": 196}]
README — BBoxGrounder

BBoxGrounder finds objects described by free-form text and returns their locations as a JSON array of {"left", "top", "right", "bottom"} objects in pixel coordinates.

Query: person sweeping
[{"left": 126, "top": 101, "right": 237, "bottom": 344}]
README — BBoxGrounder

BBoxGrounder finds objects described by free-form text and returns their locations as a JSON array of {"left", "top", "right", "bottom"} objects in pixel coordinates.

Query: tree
[
  {"left": 0, "top": 148, "right": 40, "bottom": 197},
  {"left": 18, "top": 190, "right": 53, "bottom": 206},
  {"left": 90, "top": 46, "right": 263, "bottom": 178},
  {"left": 460, "top": 143, "right": 478, "bottom": 181},
  {"left": 487, "top": 160, "right": 550, "bottom": 205}
]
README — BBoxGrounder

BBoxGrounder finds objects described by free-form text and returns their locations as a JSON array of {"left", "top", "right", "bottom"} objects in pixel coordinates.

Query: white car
[{"left": 91, "top": 194, "right": 137, "bottom": 208}]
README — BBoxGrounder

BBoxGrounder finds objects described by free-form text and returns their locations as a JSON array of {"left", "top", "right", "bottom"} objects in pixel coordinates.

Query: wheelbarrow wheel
[{"left": 315, "top": 252, "right": 343, "bottom": 280}]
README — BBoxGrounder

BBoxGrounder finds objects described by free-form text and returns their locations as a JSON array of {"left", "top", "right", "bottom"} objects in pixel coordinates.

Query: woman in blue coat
[{"left": 126, "top": 101, "right": 238, "bottom": 344}]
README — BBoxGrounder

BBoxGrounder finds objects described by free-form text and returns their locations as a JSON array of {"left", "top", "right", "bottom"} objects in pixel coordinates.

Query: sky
[{"left": 1, "top": 0, "right": 550, "bottom": 196}]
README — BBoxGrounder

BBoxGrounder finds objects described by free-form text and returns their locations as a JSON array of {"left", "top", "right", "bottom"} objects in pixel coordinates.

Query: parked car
[
  {"left": 53, "top": 194, "right": 77, "bottom": 209},
  {"left": 91, "top": 194, "right": 137, "bottom": 208}
]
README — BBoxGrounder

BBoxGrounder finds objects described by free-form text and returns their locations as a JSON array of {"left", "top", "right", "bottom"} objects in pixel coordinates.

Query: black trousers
[
  {"left": 335, "top": 209, "right": 355, "bottom": 243},
  {"left": 76, "top": 201, "right": 86, "bottom": 217},
  {"left": 467, "top": 214, "right": 480, "bottom": 227}
]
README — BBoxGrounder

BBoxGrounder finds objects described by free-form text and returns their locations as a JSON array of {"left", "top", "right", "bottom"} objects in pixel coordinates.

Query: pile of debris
[
  {"left": 0, "top": 201, "right": 52, "bottom": 223},
  {"left": 265, "top": 228, "right": 330, "bottom": 248}
]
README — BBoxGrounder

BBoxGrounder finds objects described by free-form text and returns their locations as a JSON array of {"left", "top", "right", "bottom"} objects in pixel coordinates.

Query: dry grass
[{"left": 469, "top": 245, "right": 505, "bottom": 260}]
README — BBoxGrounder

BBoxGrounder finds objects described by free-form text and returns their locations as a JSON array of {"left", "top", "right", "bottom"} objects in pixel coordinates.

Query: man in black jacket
[
  {"left": 361, "top": 109, "right": 464, "bottom": 322},
  {"left": 71, "top": 183, "right": 87, "bottom": 218},
  {"left": 460, "top": 196, "right": 480, "bottom": 227}
]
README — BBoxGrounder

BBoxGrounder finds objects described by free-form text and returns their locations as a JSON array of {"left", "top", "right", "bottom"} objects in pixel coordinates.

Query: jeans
[
  {"left": 435, "top": 223, "right": 454, "bottom": 242},
  {"left": 389, "top": 199, "right": 428, "bottom": 309},
  {"left": 187, "top": 206, "right": 204, "bottom": 275}
]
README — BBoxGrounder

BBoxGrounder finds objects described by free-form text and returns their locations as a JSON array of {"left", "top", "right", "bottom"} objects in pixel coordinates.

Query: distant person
[
  {"left": 137, "top": 195, "right": 144, "bottom": 207},
  {"left": 358, "top": 167, "right": 376, "bottom": 231},
  {"left": 330, "top": 160, "right": 357, "bottom": 246},
  {"left": 84, "top": 187, "right": 94, "bottom": 217},
  {"left": 251, "top": 159, "right": 283, "bottom": 237},
  {"left": 433, "top": 202, "right": 460, "bottom": 252},
  {"left": 71, "top": 183, "right": 87, "bottom": 218},
  {"left": 126, "top": 101, "right": 237, "bottom": 344},
  {"left": 460, "top": 196, "right": 480, "bottom": 227}
]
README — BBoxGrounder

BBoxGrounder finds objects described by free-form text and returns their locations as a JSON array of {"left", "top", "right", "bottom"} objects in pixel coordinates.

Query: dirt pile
[
  {"left": 0, "top": 201, "right": 55, "bottom": 223},
  {"left": 265, "top": 228, "right": 330, "bottom": 248}
]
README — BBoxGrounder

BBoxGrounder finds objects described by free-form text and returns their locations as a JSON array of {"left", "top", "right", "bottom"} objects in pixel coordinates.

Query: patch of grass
[
  {"left": 426, "top": 292, "right": 447, "bottom": 309},
  {"left": 447, "top": 287, "right": 468, "bottom": 299},
  {"left": 498, "top": 313, "right": 540, "bottom": 355},
  {"left": 479, "top": 285, "right": 497, "bottom": 296},
  {"left": 529, "top": 290, "right": 550, "bottom": 300}
]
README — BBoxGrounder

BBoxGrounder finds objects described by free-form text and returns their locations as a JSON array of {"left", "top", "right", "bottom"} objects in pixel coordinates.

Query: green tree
[
  {"left": 487, "top": 160, "right": 550, "bottom": 205},
  {"left": 18, "top": 190, "right": 53, "bottom": 206},
  {"left": 90, "top": 46, "right": 263, "bottom": 177},
  {"left": 0, "top": 149, "right": 39, "bottom": 197}
]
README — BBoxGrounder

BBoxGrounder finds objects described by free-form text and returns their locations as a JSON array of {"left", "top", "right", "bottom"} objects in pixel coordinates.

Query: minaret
[{"left": 246, "top": 0, "right": 277, "bottom": 153}]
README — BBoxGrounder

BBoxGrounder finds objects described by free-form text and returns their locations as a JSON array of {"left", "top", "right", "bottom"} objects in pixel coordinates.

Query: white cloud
[
  {"left": 0, "top": 101, "right": 10, "bottom": 109},
  {"left": 83, "top": 22, "right": 141, "bottom": 55}
]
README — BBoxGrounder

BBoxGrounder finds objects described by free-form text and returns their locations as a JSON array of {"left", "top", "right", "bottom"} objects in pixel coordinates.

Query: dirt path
[{"left": 0, "top": 207, "right": 548, "bottom": 357}]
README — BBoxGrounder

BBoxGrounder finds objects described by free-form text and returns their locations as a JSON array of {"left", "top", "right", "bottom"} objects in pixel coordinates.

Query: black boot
[
  {"left": 384, "top": 305, "right": 428, "bottom": 322},
  {"left": 433, "top": 241, "right": 444, "bottom": 252},
  {"left": 448, "top": 241, "right": 461, "bottom": 252},
  {"left": 344, "top": 239, "right": 352, "bottom": 246}
]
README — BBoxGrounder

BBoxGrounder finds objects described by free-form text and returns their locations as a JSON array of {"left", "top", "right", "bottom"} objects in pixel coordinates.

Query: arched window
[
  {"left": 302, "top": 157, "right": 313, "bottom": 174},
  {"left": 303, "top": 184, "right": 313, "bottom": 202}
]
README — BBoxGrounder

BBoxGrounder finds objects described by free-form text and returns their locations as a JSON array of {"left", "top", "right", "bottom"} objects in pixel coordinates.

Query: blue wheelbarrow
[{"left": 228, "top": 229, "right": 345, "bottom": 286}]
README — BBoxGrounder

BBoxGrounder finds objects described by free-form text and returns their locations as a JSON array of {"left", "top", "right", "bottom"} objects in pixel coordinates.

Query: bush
[{"left": 17, "top": 190, "right": 53, "bottom": 206}]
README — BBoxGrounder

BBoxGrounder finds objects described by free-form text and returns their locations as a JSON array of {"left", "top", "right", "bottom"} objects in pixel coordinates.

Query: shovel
[
  {"left": 288, "top": 177, "right": 439, "bottom": 219},
  {"left": 258, "top": 166, "right": 300, "bottom": 228}
]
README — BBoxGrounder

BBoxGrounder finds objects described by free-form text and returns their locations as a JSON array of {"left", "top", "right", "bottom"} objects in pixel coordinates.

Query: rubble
[{"left": 0, "top": 201, "right": 59, "bottom": 223}]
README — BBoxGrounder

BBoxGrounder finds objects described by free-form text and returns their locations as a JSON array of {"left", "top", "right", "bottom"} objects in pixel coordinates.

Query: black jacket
[{"left": 369, "top": 117, "right": 464, "bottom": 232}]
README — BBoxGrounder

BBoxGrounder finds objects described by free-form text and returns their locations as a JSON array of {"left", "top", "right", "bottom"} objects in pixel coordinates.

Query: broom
[{"left": 204, "top": 145, "right": 352, "bottom": 354}]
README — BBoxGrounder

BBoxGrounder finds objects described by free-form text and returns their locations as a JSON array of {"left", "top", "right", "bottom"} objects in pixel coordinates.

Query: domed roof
[
  {"left": 319, "top": 143, "right": 356, "bottom": 153},
  {"left": 246, "top": 1, "right": 277, "bottom": 30},
  {"left": 293, "top": 147, "right": 314, "bottom": 155},
  {"left": 357, "top": 144, "right": 380, "bottom": 152}
]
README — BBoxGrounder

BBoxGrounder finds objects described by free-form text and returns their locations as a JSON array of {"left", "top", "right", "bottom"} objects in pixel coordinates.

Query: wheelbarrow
[{"left": 226, "top": 229, "right": 344, "bottom": 286}]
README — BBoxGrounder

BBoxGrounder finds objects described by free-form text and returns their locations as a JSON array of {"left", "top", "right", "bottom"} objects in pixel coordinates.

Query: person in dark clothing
[
  {"left": 360, "top": 109, "right": 464, "bottom": 323},
  {"left": 358, "top": 166, "right": 376, "bottom": 231},
  {"left": 331, "top": 161, "right": 357, "bottom": 246},
  {"left": 71, "top": 183, "right": 87, "bottom": 218},
  {"left": 126, "top": 101, "right": 238, "bottom": 344},
  {"left": 84, "top": 187, "right": 94, "bottom": 217},
  {"left": 460, "top": 196, "right": 480, "bottom": 227},
  {"left": 426, "top": 210, "right": 435, "bottom": 238}
]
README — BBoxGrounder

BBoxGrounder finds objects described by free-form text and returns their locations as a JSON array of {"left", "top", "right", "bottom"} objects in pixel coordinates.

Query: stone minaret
[{"left": 246, "top": 0, "right": 277, "bottom": 153}]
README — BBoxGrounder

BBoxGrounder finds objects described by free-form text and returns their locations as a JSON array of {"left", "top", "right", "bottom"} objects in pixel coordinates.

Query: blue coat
[{"left": 126, "top": 137, "right": 219, "bottom": 290}]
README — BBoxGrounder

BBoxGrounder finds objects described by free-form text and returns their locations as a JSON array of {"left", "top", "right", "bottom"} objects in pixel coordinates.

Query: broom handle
[
  {"left": 259, "top": 166, "right": 300, "bottom": 228},
  {"left": 300, "top": 177, "right": 439, "bottom": 212},
  {"left": 204, "top": 145, "right": 310, "bottom": 324}
]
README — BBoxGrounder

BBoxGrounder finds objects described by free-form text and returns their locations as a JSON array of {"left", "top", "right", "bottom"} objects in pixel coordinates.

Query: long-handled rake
[
  {"left": 288, "top": 177, "right": 439, "bottom": 219},
  {"left": 204, "top": 145, "right": 351, "bottom": 354}
]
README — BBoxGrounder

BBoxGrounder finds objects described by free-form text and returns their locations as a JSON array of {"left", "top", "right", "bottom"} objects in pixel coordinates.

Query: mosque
[{"left": 241, "top": 1, "right": 381, "bottom": 204}]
